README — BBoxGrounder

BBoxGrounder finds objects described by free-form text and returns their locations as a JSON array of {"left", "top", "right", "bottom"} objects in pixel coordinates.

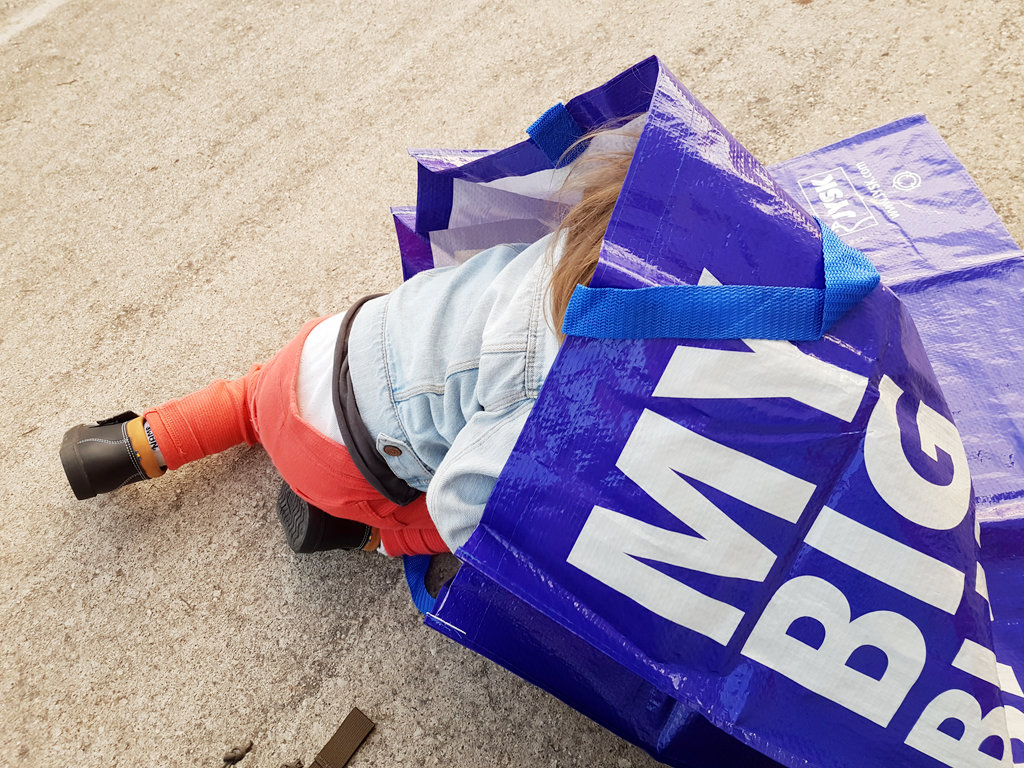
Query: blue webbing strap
[
  {"left": 561, "top": 219, "right": 880, "bottom": 341},
  {"left": 403, "top": 554, "right": 436, "bottom": 614},
  {"left": 527, "top": 103, "right": 585, "bottom": 167},
  {"left": 818, "top": 220, "right": 881, "bottom": 330}
]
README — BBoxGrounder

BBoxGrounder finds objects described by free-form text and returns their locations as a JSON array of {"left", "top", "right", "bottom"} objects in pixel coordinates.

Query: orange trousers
[{"left": 142, "top": 318, "right": 448, "bottom": 557}]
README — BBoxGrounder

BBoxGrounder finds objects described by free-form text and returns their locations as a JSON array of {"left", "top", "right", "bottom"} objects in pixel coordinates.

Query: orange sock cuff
[
  {"left": 143, "top": 373, "right": 260, "bottom": 471},
  {"left": 124, "top": 416, "right": 165, "bottom": 479},
  {"left": 363, "top": 528, "right": 382, "bottom": 552}
]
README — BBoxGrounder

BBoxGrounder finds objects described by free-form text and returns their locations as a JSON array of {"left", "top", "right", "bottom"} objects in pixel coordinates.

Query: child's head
[{"left": 547, "top": 118, "right": 642, "bottom": 337}]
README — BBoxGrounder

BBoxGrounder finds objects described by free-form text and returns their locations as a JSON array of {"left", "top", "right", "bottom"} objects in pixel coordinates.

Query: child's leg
[
  {"left": 276, "top": 481, "right": 448, "bottom": 556},
  {"left": 142, "top": 373, "right": 260, "bottom": 470},
  {"left": 60, "top": 320, "right": 313, "bottom": 500},
  {"left": 60, "top": 371, "right": 263, "bottom": 500},
  {"left": 60, "top": 315, "right": 450, "bottom": 556},
  {"left": 377, "top": 500, "right": 449, "bottom": 555}
]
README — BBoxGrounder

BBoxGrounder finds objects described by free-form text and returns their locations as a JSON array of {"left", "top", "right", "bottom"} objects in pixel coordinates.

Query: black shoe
[
  {"left": 276, "top": 482, "right": 373, "bottom": 553},
  {"left": 60, "top": 411, "right": 152, "bottom": 500}
]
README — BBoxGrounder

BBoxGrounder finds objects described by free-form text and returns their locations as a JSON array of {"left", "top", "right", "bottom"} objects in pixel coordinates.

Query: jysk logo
[{"left": 797, "top": 167, "right": 878, "bottom": 236}]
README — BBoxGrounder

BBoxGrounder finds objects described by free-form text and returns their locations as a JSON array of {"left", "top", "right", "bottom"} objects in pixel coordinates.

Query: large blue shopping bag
[{"left": 395, "top": 57, "right": 1024, "bottom": 767}]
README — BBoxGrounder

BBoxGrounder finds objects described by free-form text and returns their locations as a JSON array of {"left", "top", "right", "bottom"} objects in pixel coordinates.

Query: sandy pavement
[{"left": 1, "top": 0, "right": 1021, "bottom": 766}]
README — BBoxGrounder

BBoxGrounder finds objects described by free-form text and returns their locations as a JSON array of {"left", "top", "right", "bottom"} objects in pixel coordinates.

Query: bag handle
[
  {"left": 403, "top": 554, "right": 437, "bottom": 614},
  {"left": 527, "top": 102, "right": 585, "bottom": 167},
  {"left": 562, "top": 219, "right": 880, "bottom": 341}
]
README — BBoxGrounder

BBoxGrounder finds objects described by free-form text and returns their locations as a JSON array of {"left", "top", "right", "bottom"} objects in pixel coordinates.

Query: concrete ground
[{"left": 1, "top": 1, "right": 1020, "bottom": 766}]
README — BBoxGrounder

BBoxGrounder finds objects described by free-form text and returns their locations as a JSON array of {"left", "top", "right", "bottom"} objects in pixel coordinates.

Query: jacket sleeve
[{"left": 425, "top": 400, "right": 535, "bottom": 553}]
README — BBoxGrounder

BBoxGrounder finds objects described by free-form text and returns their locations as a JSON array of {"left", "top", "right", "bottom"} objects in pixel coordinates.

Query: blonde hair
[{"left": 547, "top": 125, "right": 638, "bottom": 339}]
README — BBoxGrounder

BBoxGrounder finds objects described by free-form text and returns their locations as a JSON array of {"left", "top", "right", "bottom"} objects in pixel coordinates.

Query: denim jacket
[{"left": 346, "top": 233, "right": 562, "bottom": 553}]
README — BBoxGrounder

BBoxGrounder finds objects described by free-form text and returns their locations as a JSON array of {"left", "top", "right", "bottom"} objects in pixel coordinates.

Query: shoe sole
[
  {"left": 277, "top": 483, "right": 321, "bottom": 553},
  {"left": 277, "top": 483, "right": 374, "bottom": 553},
  {"left": 60, "top": 424, "right": 97, "bottom": 500}
]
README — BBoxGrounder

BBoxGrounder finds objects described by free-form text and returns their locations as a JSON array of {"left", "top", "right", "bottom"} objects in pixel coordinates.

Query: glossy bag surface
[{"left": 395, "top": 58, "right": 1024, "bottom": 767}]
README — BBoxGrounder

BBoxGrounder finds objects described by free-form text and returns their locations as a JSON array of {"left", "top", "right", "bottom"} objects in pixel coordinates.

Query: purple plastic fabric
[
  {"left": 770, "top": 117, "right": 1024, "bottom": 514},
  {"left": 392, "top": 207, "right": 433, "bottom": 282},
  {"left": 395, "top": 58, "right": 1024, "bottom": 768}
]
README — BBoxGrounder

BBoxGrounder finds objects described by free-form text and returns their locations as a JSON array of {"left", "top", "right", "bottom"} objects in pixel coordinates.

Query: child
[{"left": 59, "top": 125, "right": 638, "bottom": 559}]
